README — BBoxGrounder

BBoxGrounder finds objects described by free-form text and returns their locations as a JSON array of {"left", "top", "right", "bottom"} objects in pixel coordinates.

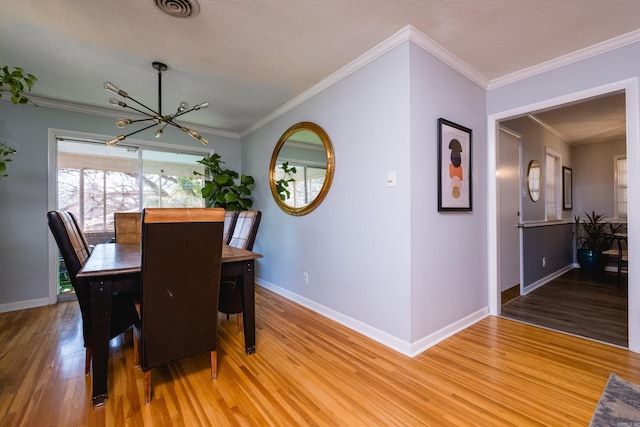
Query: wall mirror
[
  {"left": 527, "top": 160, "right": 541, "bottom": 202},
  {"left": 269, "top": 121, "right": 335, "bottom": 216}
]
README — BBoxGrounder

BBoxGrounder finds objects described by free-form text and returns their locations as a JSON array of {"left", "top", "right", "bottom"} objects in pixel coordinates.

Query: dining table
[{"left": 76, "top": 242, "right": 263, "bottom": 406}]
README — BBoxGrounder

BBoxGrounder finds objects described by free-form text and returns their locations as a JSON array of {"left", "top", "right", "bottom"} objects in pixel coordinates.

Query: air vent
[{"left": 155, "top": 0, "right": 200, "bottom": 18}]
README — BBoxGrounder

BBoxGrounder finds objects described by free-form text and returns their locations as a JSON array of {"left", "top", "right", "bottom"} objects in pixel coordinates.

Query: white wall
[
  {"left": 487, "top": 40, "right": 640, "bottom": 352},
  {"left": 244, "top": 40, "right": 489, "bottom": 355},
  {"left": 0, "top": 102, "right": 240, "bottom": 310},
  {"left": 408, "top": 43, "right": 488, "bottom": 343},
  {"left": 244, "top": 43, "right": 413, "bottom": 345}
]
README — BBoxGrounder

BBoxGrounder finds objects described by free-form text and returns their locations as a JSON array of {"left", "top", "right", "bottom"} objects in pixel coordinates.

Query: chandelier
[{"left": 104, "top": 62, "right": 209, "bottom": 146}]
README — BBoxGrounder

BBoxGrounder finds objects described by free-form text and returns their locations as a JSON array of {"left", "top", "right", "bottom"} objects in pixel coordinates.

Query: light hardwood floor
[{"left": 1, "top": 285, "right": 640, "bottom": 426}]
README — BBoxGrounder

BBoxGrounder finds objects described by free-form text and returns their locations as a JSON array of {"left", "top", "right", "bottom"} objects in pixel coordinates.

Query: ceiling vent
[{"left": 155, "top": 0, "right": 200, "bottom": 18}]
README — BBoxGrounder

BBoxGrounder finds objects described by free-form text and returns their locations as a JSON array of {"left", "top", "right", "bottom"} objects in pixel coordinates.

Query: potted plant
[
  {"left": 0, "top": 65, "right": 37, "bottom": 179},
  {"left": 574, "top": 211, "right": 620, "bottom": 274},
  {"left": 195, "top": 153, "right": 255, "bottom": 211}
]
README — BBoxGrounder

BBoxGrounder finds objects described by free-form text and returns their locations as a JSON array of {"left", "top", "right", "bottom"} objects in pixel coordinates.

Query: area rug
[{"left": 590, "top": 373, "right": 640, "bottom": 426}]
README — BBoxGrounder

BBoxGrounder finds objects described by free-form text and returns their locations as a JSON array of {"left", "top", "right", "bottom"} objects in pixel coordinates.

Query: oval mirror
[
  {"left": 527, "top": 160, "right": 541, "bottom": 202},
  {"left": 269, "top": 122, "right": 335, "bottom": 216}
]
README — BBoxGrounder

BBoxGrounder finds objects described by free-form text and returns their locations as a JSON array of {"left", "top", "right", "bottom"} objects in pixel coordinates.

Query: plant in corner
[
  {"left": 574, "top": 211, "right": 620, "bottom": 274},
  {"left": 195, "top": 153, "right": 255, "bottom": 211},
  {"left": 0, "top": 65, "right": 38, "bottom": 179}
]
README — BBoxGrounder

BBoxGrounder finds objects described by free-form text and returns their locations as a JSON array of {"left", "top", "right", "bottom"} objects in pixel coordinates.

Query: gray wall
[
  {"left": 572, "top": 138, "right": 626, "bottom": 218},
  {"left": 0, "top": 101, "right": 240, "bottom": 309}
]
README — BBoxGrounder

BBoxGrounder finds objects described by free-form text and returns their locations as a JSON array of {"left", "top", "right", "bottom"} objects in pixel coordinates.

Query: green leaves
[
  {"left": 0, "top": 66, "right": 38, "bottom": 105},
  {"left": 275, "top": 162, "right": 297, "bottom": 201},
  {"left": 195, "top": 154, "right": 254, "bottom": 211},
  {"left": 0, "top": 142, "right": 17, "bottom": 178}
]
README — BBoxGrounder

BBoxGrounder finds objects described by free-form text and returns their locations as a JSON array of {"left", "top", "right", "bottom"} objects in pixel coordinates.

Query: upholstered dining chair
[
  {"left": 223, "top": 210, "right": 239, "bottom": 245},
  {"left": 138, "top": 207, "right": 225, "bottom": 404},
  {"left": 114, "top": 212, "right": 142, "bottom": 244},
  {"left": 47, "top": 211, "right": 139, "bottom": 375},
  {"left": 219, "top": 210, "right": 261, "bottom": 332}
]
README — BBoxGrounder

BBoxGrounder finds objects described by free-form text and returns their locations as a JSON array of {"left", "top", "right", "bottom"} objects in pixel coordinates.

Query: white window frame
[
  {"left": 544, "top": 147, "right": 562, "bottom": 221},
  {"left": 614, "top": 154, "right": 627, "bottom": 219}
]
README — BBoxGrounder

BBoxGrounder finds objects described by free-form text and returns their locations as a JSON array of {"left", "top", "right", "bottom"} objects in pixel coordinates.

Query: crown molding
[
  {"left": 242, "top": 25, "right": 489, "bottom": 137},
  {"left": 242, "top": 26, "right": 414, "bottom": 137},
  {"left": 489, "top": 29, "right": 640, "bottom": 90},
  {"left": 407, "top": 26, "right": 489, "bottom": 89},
  {"left": 17, "top": 96, "right": 242, "bottom": 140}
]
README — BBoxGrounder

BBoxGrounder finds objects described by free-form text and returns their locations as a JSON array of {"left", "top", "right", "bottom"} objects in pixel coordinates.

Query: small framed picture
[
  {"left": 562, "top": 166, "right": 572, "bottom": 210},
  {"left": 438, "top": 118, "right": 472, "bottom": 211}
]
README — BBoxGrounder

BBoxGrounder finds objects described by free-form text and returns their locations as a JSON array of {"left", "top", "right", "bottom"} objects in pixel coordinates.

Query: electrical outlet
[{"left": 303, "top": 272, "right": 309, "bottom": 284}]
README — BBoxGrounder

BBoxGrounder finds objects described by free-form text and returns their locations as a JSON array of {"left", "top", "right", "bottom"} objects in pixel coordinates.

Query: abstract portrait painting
[{"left": 438, "top": 118, "right": 472, "bottom": 211}]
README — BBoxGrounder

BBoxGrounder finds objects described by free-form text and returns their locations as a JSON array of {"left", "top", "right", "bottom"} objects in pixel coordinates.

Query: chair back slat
[{"left": 228, "top": 210, "right": 261, "bottom": 250}]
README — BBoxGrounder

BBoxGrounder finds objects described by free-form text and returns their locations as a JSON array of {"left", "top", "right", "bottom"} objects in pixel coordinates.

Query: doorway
[{"left": 489, "top": 80, "right": 639, "bottom": 352}]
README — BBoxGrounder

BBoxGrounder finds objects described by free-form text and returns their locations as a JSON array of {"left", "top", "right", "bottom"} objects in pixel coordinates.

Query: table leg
[
  {"left": 241, "top": 260, "right": 256, "bottom": 354},
  {"left": 90, "top": 279, "right": 112, "bottom": 406}
]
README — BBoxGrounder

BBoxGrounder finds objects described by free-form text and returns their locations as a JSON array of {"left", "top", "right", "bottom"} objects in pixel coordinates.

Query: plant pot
[{"left": 577, "top": 249, "right": 607, "bottom": 275}]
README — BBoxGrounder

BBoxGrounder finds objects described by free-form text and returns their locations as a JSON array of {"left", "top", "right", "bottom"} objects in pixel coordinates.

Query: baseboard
[
  {"left": 256, "top": 278, "right": 488, "bottom": 358},
  {"left": 0, "top": 297, "right": 50, "bottom": 313},
  {"left": 523, "top": 264, "right": 574, "bottom": 295},
  {"left": 408, "top": 308, "right": 489, "bottom": 357}
]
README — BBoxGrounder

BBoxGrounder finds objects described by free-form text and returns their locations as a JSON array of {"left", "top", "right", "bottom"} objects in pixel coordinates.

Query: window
[
  {"left": 614, "top": 155, "right": 627, "bottom": 218},
  {"left": 545, "top": 149, "right": 561, "bottom": 220},
  {"left": 57, "top": 139, "right": 206, "bottom": 237},
  {"left": 55, "top": 137, "right": 208, "bottom": 296},
  {"left": 274, "top": 162, "right": 326, "bottom": 208}
]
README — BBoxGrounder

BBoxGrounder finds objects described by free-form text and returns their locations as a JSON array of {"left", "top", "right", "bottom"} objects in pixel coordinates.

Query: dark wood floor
[{"left": 501, "top": 268, "right": 628, "bottom": 347}]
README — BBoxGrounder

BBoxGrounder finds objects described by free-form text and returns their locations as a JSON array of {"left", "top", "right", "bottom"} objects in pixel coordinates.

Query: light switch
[{"left": 387, "top": 170, "right": 397, "bottom": 187}]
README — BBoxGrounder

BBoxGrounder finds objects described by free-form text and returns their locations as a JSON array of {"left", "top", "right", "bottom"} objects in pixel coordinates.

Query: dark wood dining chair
[
  {"left": 219, "top": 210, "right": 261, "bottom": 332},
  {"left": 137, "top": 207, "right": 225, "bottom": 404},
  {"left": 47, "top": 211, "right": 139, "bottom": 375},
  {"left": 114, "top": 211, "right": 142, "bottom": 244},
  {"left": 223, "top": 210, "right": 239, "bottom": 245}
]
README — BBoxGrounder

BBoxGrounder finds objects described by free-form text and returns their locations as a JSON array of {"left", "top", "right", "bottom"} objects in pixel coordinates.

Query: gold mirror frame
[{"left": 269, "top": 122, "right": 335, "bottom": 216}]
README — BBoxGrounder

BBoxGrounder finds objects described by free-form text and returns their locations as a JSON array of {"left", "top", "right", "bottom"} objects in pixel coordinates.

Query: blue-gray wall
[{"left": 0, "top": 102, "right": 240, "bottom": 309}]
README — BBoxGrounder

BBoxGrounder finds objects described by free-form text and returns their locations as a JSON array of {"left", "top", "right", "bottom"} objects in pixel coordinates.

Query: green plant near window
[
  {"left": 0, "top": 65, "right": 38, "bottom": 105},
  {"left": 195, "top": 153, "right": 255, "bottom": 211},
  {"left": 275, "top": 162, "right": 297, "bottom": 201},
  {"left": 0, "top": 142, "right": 17, "bottom": 178}
]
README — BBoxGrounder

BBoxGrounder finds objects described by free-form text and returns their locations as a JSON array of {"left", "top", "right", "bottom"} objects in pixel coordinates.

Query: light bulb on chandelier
[{"left": 104, "top": 62, "right": 209, "bottom": 146}]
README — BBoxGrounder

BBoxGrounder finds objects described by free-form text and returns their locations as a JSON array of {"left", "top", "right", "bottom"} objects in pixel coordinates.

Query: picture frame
[
  {"left": 438, "top": 118, "right": 472, "bottom": 211},
  {"left": 562, "top": 166, "right": 572, "bottom": 210}
]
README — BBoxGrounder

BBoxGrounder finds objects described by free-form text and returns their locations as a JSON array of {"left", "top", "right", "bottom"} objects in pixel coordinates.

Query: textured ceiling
[{"left": 1, "top": 0, "right": 638, "bottom": 140}]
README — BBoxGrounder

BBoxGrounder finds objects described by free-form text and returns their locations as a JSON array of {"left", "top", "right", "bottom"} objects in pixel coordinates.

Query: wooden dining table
[{"left": 77, "top": 243, "right": 262, "bottom": 406}]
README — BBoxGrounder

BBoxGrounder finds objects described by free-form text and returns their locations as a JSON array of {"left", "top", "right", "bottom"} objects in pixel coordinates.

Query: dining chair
[
  {"left": 223, "top": 210, "right": 239, "bottom": 245},
  {"left": 47, "top": 211, "right": 139, "bottom": 375},
  {"left": 114, "top": 211, "right": 142, "bottom": 244},
  {"left": 603, "top": 223, "right": 628, "bottom": 284},
  {"left": 219, "top": 210, "right": 261, "bottom": 332},
  {"left": 138, "top": 207, "right": 225, "bottom": 404}
]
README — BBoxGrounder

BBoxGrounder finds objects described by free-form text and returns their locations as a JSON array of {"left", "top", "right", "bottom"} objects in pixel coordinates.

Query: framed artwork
[
  {"left": 562, "top": 166, "right": 572, "bottom": 210},
  {"left": 438, "top": 118, "right": 472, "bottom": 211}
]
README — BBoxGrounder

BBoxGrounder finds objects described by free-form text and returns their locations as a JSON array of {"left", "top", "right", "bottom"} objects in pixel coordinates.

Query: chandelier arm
[
  {"left": 121, "top": 93, "right": 160, "bottom": 116},
  {"left": 118, "top": 103, "right": 159, "bottom": 119},
  {"left": 121, "top": 122, "right": 163, "bottom": 139}
]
